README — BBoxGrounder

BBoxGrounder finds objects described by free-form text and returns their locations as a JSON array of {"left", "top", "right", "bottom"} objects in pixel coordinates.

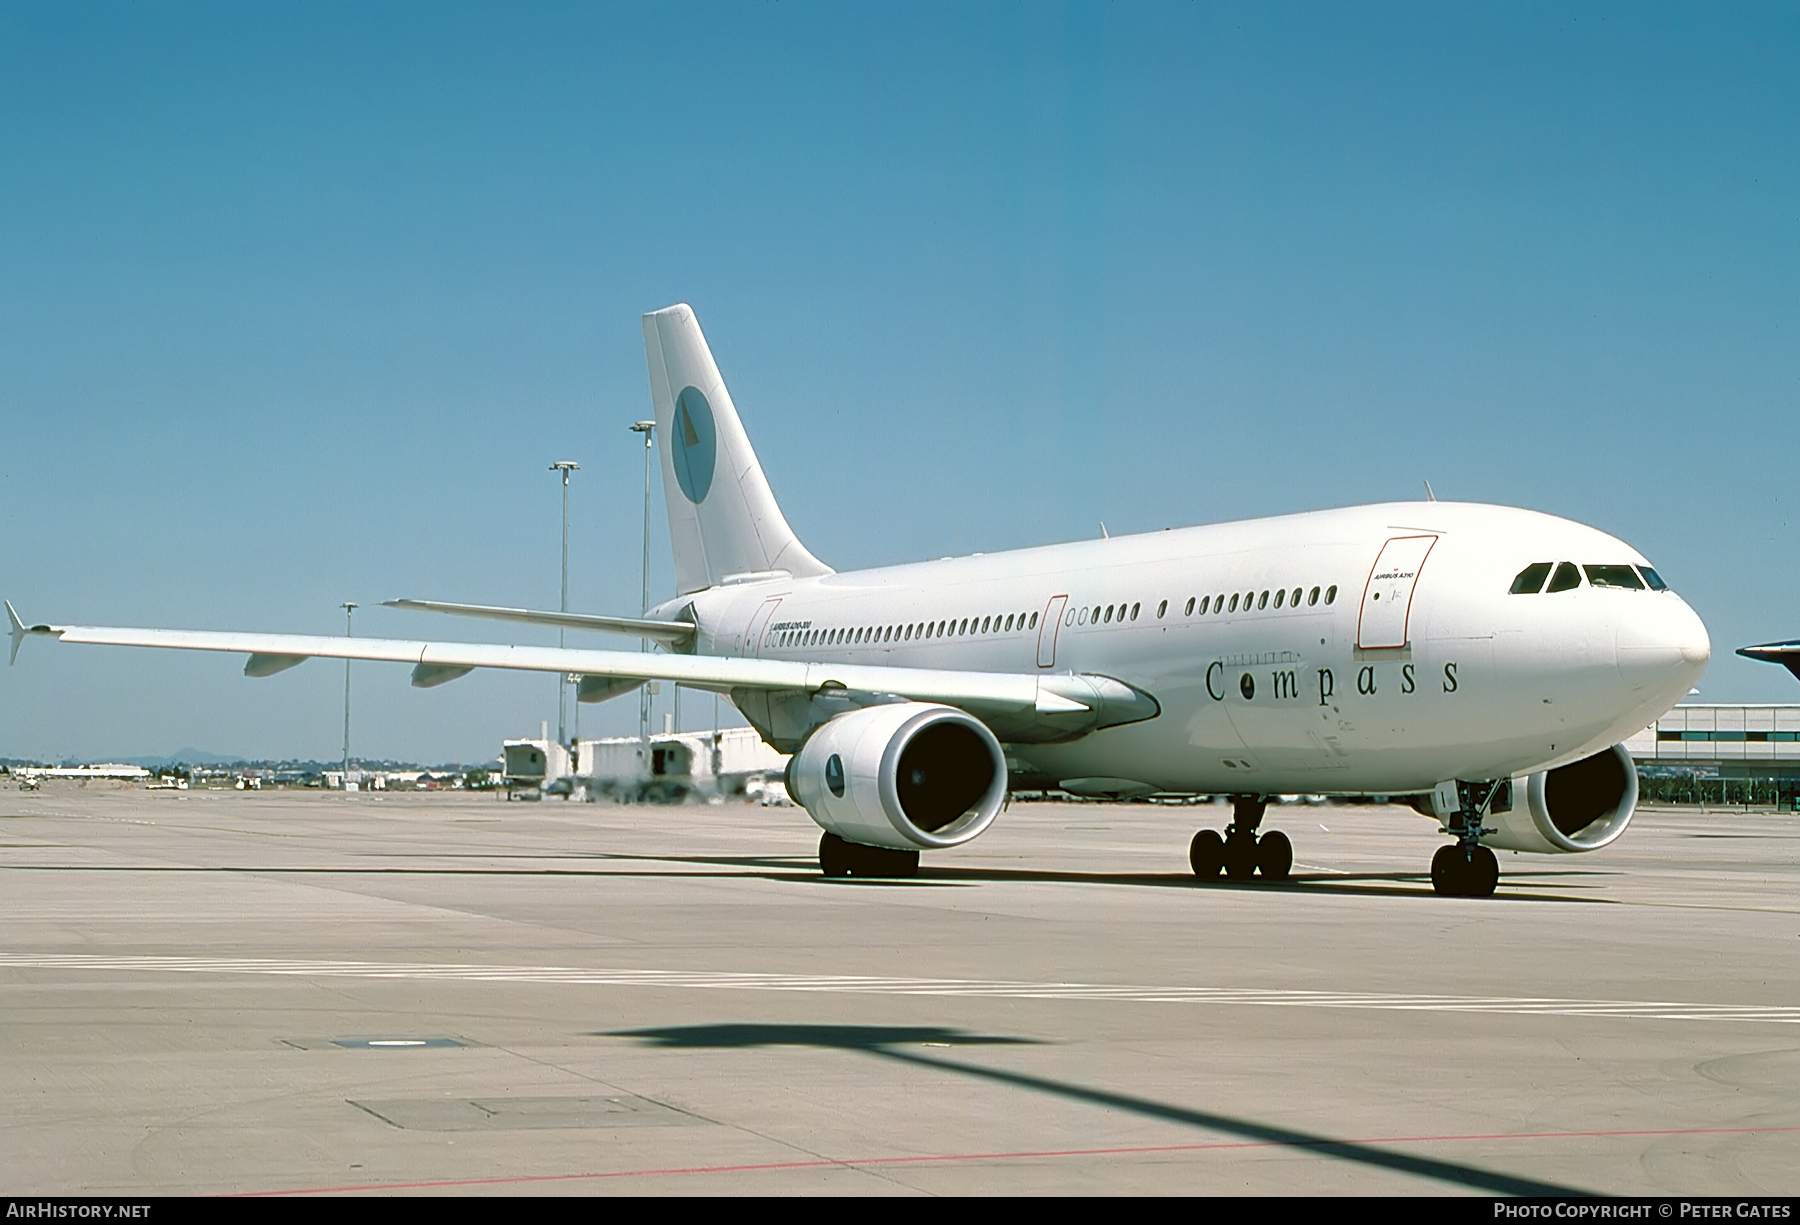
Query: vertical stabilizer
[{"left": 642, "top": 305, "right": 833, "bottom": 595}]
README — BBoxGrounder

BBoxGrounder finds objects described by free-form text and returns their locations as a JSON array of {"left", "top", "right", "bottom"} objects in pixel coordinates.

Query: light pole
[
  {"left": 341, "top": 602, "right": 356, "bottom": 787},
  {"left": 629, "top": 420, "right": 655, "bottom": 765},
  {"left": 550, "top": 460, "right": 580, "bottom": 747}
]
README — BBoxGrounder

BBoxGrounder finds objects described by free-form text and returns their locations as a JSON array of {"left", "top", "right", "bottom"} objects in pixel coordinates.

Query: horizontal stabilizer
[
  {"left": 384, "top": 599, "right": 694, "bottom": 646},
  {"left": 5, "top": 600, "right": 26, "bottom": 666}
]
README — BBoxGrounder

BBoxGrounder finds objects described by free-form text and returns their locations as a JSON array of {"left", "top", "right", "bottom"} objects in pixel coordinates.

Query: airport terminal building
[
  {"left": 1625, "top": 703, "right": 1800, "bottom": 804},
  {"left": 1625, "top": 704, "right": 1800, "bottom": 777}
]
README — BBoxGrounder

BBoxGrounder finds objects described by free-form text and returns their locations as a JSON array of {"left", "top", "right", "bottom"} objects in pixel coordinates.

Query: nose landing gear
[
  {"left": 1431, "top": 843, "right": 1499, "bottom": 897},
  {"left": 1432, "top": 780, "right": 1503, "bottom": 897},
  {"left": 1190, "top": 796, "right": 1291, "bottom": 882}
]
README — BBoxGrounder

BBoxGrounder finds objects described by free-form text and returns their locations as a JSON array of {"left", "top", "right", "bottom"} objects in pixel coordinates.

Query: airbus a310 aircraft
[{"left": 9, "top": 304, "right": 1710, "bottom": 896}]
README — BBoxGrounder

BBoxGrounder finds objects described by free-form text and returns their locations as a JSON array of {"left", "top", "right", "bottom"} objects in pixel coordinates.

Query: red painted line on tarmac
[{"left": 232, "top": 1123, "right": 1800, "bottom": 1196}]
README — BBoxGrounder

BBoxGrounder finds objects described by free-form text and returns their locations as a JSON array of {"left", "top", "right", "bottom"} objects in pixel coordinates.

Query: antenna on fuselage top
[
  {"left": 1423, "top": 480, "right": 1437, "bottom": 502},
  {"left": 1099, "top": 522, "right": 1110, "bottom": 539}
]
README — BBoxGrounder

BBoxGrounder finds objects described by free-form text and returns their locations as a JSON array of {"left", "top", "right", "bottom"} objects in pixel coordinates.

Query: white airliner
[{"left": 8, "top": 304, "right": 1710, "bottom": 896}]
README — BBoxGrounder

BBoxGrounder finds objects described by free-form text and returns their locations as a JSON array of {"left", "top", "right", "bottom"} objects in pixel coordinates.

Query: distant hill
[{"left": 116, "top": 749, "right": 248, "bottom": 768}]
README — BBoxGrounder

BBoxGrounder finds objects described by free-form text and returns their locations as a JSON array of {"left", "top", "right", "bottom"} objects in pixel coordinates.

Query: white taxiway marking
[{"left": 0, "top": 953, "right": 1794, "bottom": 1025}]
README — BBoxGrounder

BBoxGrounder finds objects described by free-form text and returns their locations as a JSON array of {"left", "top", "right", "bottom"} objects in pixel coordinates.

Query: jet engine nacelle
[
  {"left": 1482, "top": 743, "right": 1639, "bottom": 854},
  {"left": 786, "top": 702, "right": 1008, "bottom": 851}
]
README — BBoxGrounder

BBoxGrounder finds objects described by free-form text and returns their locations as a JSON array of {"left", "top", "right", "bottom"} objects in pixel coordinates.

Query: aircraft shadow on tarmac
[
  {"left": 603, "top": 1022, "right": 1592, "bottom": 1196},
  {"left": 0, "top": 855, "right": 1618, "bottom": 902},
  {"left": 567, "top": 853, "right": 1619, "bottom": 903}
]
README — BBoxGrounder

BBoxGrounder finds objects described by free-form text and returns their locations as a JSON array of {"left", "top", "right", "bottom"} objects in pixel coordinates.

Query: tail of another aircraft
[{"left": 642, "top": 304, "right": 833, "bottom": 595}]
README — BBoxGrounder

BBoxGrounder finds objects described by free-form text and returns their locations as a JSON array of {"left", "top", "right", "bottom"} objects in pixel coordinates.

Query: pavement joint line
[
  {"left": 3, "top": 954, "right": 1797, "bottom": 1024},
  {"left": 229, "top": 1124, "right": 1800, "bottom": 1197}
]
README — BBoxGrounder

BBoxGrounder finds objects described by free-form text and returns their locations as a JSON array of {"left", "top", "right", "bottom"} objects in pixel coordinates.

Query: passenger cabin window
[
  {"left": 1197, "top": 597, "right": 1208, "bottom": 614},
  {"left": 1029, "top": 612, "right": 1038, "bottom": 628},
  {"left": 1228, "top": 594, "right": 1239, "bottom": 612},
  {"left": 1157, "top": 600, "right": 1168, "bottom": 618},
  {"left": 1274, "top": 589, "right": 1285, "bottom": 609},
  {"left": 1638, "top": 566, "right": 1669, "bottom": 591},
  {"left": 1585, "top": 565, "right": 1645, "bottom": 590},
  {"left": 1258, "top": 590, "right": 1269, "bottom": 610},
  {"left": 1184, "top": 597, "right": 1195, "bottom": 615},
  {"left": 1510, "top": 562, "right": 1553, "bottom": 594},
  {"left": 1325, "top": 585, "right": 1337, "bottom": 604},
  {"left": 1130, "top": 602, "right": 1140, "bottom": 620},
  {"left": 1546, "top": 562, "right": 1582, "bottom": 593},
  {"left": 1307, "top": 586, "right": 1320, "bottom": 606}
]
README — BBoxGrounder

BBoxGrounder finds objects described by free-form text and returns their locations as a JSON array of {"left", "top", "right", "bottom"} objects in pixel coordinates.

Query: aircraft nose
[{"left": 1616, "top": 597, "right": 1710, "bottom": 693}]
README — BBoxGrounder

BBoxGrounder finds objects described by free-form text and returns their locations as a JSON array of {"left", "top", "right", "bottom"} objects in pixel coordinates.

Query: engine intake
[
  {"left": 787, "top": 703, "right": 1008, "bottom": 851},
  {"left": 1482, "top": 743, "right": 1639, "bottom": 854}
]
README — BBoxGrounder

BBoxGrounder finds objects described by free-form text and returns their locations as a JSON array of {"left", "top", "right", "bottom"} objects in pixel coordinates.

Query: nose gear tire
[{"left": 1431, "top": 843, "right": 1499, "bottom": 897}]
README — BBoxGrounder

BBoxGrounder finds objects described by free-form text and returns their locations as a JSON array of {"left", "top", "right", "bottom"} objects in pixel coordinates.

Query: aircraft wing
[
  {"left": 1738, "top": 640, "right": 1800, "bottom": 681},
  {"left": 382, "top": 598, "right": 696, "bottom": 647},
  {"left": 5, "top": 603, "right": 1134, "bottom": 734}
]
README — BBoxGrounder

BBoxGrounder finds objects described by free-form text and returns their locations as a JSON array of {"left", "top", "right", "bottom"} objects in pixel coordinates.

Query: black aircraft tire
[
  {"left": 1430, "top": 844, "right": 1462, "bottom": 896},
  {"left": 819, "top": 832, "right": 852, "bottom": 878},
  {"left": 821, "top": 832, "right": 919, "bottom": 879},
  {"left": 1223, "top": 841, "right": 1258, "bottom": 881},
  {"left": 1469, "top": 846, "right": 1500, "bottom": 897},
  {"left": 1256, "top": 831, "right": 1293, "bottom": 881},
  {"left": 1189, "top": 829, "right": 1225, "bottom": 879}
]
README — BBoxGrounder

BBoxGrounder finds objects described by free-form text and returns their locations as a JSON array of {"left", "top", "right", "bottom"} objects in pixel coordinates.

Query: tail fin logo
[{"left": 671, "top": 387, "right": 717, "bottom": 504}]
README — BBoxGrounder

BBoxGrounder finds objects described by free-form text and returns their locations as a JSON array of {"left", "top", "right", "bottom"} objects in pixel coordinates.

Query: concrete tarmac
[{"left": 1, "top": 785, "right": 1797, "bottom": 1196}]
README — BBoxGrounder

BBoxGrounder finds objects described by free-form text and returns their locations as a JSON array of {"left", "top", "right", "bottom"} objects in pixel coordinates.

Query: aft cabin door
[
  {"left": 1357, "top": 535, "right": 1437, "bottom": 649},
  {"left": 744, "top": 597, "right": 782, "bottom": 657}
]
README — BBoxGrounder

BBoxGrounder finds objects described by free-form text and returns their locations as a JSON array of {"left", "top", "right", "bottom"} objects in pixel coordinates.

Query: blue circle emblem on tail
[{"left": 671, "top": 386, "right": 717, "bottom": 504}]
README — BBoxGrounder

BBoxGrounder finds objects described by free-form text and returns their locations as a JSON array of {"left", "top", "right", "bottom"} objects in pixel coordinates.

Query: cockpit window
[
  {"left": 1545, "top": 562, "right": 1582, "bottom": 593},
  {"left": 1584, "top": 565, "right": 1644, "bottom": 590},
  {"left": 1638, "top": 566, "right": 1669, "bottom": 591},
  {"left": 1509, "top": 562, "right": 1552, "bottom": 594}
]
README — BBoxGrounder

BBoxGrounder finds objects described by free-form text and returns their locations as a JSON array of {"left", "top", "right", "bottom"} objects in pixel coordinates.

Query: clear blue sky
[{"left": 2, "top": 2, "right": 1796, "bottom": 763}]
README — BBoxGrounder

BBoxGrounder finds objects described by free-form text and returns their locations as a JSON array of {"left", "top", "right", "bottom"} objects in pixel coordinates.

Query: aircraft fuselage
[{"left": 655, "top": 500, "right": 1708, "bottom": 796}]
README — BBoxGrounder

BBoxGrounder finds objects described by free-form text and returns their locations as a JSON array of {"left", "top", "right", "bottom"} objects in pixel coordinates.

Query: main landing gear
[
  {"left": 1431, "top": 781, "right": 1502, "bottom": 898},
  {"left": 818, "top": 831, "right": 920, "bottom": 879},
  {"left": 1189, "top": 796, "right": 1292, "bottom": 882}
]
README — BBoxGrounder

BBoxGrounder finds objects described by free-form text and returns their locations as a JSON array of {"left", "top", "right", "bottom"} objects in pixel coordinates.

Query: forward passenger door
[{"left": 1357, "top": 535, "right": 1437, "bottom": 649}]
